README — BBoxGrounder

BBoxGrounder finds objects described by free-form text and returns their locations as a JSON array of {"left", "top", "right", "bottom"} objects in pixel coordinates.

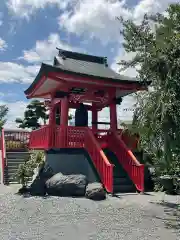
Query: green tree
[
  {"left": 0, "top": 105, "right": 8, "bottom": 130},
  {"left": 15, "top": 100, "right": 48, "bottom": 130},
  {"left": 118, "top": 4, "right": 180, "bottom": 176},
  {"left": 16, "top": 100, "right": 73, "bottom": 130}
]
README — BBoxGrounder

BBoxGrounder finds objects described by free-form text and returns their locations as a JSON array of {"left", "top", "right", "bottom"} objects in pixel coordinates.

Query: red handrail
[
  {"left": 1, "top": 128, "right": 6, "bottom": 184},
  {"left": 28, "top": 125, "right": 114, "bottom": 192},
  {"left": 107, "top": 131, "right": 144, "bottom": 192},
  {"left": 117, "top": 129, "right": 139, "bottom": 151},
  {"left": 85, "top": 128, "right": 113, "bottom": 193},
  {"left": 29, "top": 126, "right": 49, "bottom": 149}
]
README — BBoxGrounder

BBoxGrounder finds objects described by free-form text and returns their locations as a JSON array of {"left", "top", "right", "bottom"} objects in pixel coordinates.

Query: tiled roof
[
  {"left": 53, "top": 49, "right": 138, "bottom": 82},
  {"left": 25, "top": 49, "right": 150, "bottom": 96}
]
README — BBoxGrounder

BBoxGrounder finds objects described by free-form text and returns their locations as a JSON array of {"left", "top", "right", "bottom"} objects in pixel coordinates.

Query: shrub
[{"left": 15, "top": 151, "right": 45, "bottom": 187}]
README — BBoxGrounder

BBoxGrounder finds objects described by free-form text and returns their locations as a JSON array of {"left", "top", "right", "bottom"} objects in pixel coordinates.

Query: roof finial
[
  {"left": 104, "top": 57, "right": 108, "bottom": 67},
  {"left": 56, "top": 47, "right": 66, "bottom": 60}
]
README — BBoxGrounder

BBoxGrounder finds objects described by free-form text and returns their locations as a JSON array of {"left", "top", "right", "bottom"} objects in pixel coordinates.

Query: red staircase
[
  {"left": 28, "top": 126, "right": 144, "bottom": 193},
  {"left": 85, "top": 128, "right": 113, "bottom": 193},
  {"left": 29, "top": 126, "right": 114, "bottom": 193},
  {"left": 107, "top": 131, "right": 144, "bottom": 192}
]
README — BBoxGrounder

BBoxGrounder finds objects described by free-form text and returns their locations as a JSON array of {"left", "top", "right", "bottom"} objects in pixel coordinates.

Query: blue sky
[{"left": 0, "top": 0, "right": 176, "bottom": 128}]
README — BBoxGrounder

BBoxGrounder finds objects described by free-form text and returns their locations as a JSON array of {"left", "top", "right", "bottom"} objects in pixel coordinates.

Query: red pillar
[
  {"left": 60, "top": 97, "right": 69, "bottom": 147},
  {"left": 92, "top": 104, "right": 98, "bottom": 133},
  {"left": 48, "top": 103, "right": 56, "bottom": 148},
  {"left": 49, "top": 104, "right": 55, "bottom": 126},
  {"left": 110, "top": 102, "right": 117, "bottom": 131},
  {"left": 60, "top": 97, "right": 69, "bottom": 126}
]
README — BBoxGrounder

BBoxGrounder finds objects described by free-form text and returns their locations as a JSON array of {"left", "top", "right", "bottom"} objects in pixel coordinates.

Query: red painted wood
[
  {"left": 69, "top": 102, "right": 93, "bottom": 111},
  {"left": 117, "top": 129, "right": 139, "bottom": 151},
  {"left": 4, "top": 130, "right": 30, "bottom": 152},
  {"left": 61, "top": 97, "right": 69, "bottom": 126},
  {"left": 92, "top": 104, "right": 98, "bottom": 133},
  {"left": 28, "top": 125, "right": 141, "bottom": 193},
  {"left": 49, "top": 105, "right": 55, "bottom": 126},
  {"left": 107, "top": 131, "right": 144, "bottom": 192},
  {"left": 46, "top": 100, "right": 94, "bottom": 111},
  {"left": 48, "top": 72, "right": 145, "bottom": 90},
  {"left": 26, "top": 69, "right": 147, "bottom": 99},
  {"left": 85, "top": 128, "right": 113, "bottom": 193},
  {"left": 28, "top": 126, "right": 114, "bottom": 193},
  {"left": 54, "top": 126, "right": 86, "bottom": 148},
  {"left": 110, "top": 103, "right": 117, "bottom": 131},
  {"left": 29, "top": 126, "right": 49, "bottom": 149},
  {"left": 28, "top": 75, "right": 47, "bottom": 98},
  {"left": 1, "top": 129, "right": 5, "bottom": 184}
]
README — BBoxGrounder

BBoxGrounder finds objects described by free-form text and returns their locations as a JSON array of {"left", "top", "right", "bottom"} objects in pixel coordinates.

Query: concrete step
[
  {"left": 6, "top": 169, "right": 18, "bottom": 175},
  {"left": 5, "top": 179, "right": 32, "bottom": 184},
  {"left": 6, "top": 157, "right": 30, "bottom": 161},
  {"left": 113, "top": 177, "right": 132, "bottom": 185},
  {"left": 113, "top": 171, "right": 127, "bottom": 178},
  {"left": 3, "top": 151, "right": 32, "bottom": 185},
  {"left": 113, "top": 184, "right": 136, "bottom": 193},
  {"left": 6, "top": 152, "right": 30, "bottom": 160},
  {"left": 6, "top": 160, "right": 26, "bottom": 167},
  {"left": 4, "top": 174, "right": 32, "bottom": 183},
  {"left": 7, "top": 164, "right": 23, "bottom": 169}
]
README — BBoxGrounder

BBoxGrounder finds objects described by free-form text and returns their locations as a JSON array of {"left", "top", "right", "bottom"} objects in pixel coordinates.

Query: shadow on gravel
[
  {"left": 112, "top": 192, "right": 153, "bottom": 198},
  {"left": 15, "top": 192, "right": 51, "bottom": 199},
  {"left": 151, "top": 201, "right": 180, "bottom": 230},
  {"left": 15, "top": 192, "right": 87, "bottom": 199},
  {"left": 15, "top": 191, "right": 95, "bottom": 200}
]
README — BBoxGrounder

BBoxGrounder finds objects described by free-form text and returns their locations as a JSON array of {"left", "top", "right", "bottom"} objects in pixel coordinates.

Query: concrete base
[{"left": 45, "top": 148, "right": 99, "bottom": 183}]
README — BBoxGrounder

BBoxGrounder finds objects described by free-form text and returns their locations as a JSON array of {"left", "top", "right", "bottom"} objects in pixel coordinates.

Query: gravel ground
[{"left": 0, "top": 185, "right": 179, "bottom": 240}]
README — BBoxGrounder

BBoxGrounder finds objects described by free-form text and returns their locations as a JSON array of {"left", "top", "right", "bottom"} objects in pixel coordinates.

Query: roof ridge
[{"left": 56, "top": 48, "right": 107, "bottom": 65}]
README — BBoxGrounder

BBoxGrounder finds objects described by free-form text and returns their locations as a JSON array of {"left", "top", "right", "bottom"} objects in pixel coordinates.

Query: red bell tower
[{"left": 25, "top": 49, "right": 150, "bottom": 194}]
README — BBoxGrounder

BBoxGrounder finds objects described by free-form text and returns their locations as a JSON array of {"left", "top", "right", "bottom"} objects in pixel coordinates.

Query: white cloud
[
  {"left": 19, "top": 33, "right": 78, "bottom": 64},
  {"left": 133, "top": 0, "right": 179, "bottom": 22},
  {"left": 59, "top": 0, "right": 131, "bottom": 44},
  {"left": 111, "top": 49, "right": 139, "bottom": 77},
  {"left": 0, "top": 92, "right": 17, "bottom": 99},
  {"left": 5, "top": 0, "right": 178, "bottom": 125},
  {"left": 0, "top": 38, "right": 7, "bottom": 51},
  {"left": 110, "top": 0, "right": 179, "bottom": 77},
  {"left": 7, "top": 0, "right": 72, "bottom": 19},
  {"left": 0, "top": 33, "right": 78, "bottom": 83},
  {"left": 7, "top": 0, "right": 179, "bottom": 45},
  {"left": 0, "top": 62, "right": 39, "bottom": 83},
  {"left": 59, "top": 0, "right": 179, "bottom": 44},
  {"left": 0, "top": 100, "right": 28, "bottom": 129},
  {"left": 7, "top": 0, "right": 179, "bottom": 44}
]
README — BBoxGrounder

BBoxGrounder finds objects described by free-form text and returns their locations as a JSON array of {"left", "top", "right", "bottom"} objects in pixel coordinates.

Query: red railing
[
  {"left": 93, "top": 130, "right": 109, "bottom": 149},
  {"left": 53, "top": 126, "right": 86, "bottom": 148},
  {"left": 0, "top": 128, "right": 6, "bottom": 184},
  {"left": 29, "top": 126, "right": 114, "bottom": 192},
  {"left": 29, "top": 126, "right": 49, "bottom": 149},
  {"left": 53, "top": 126, "right": 63, "bottom": 148},
  {"left": 117, "top": 129, "right": 139, "bottom": 151},
  {"left": 4, "top": 130, "right": 30, "bottom": 151},
  {"left": 66, "top": 127, "right": 86, "bottom": 148},
  {"left": 85, "top": 128, "right": 113, "bottom": 193},
  {"left": 107, "top": 131, "right": 144, "bottom": 192}
]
